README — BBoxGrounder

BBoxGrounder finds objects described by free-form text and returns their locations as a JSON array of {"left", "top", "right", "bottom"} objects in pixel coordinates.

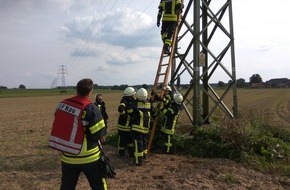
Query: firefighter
[
  {"left": 157, "top": 0, "right": 183, "bottom": 54},
  {"left": 117, "top": 87, "right": 136, "bottom": 157},
  {"left": 49, "top": 78, "right": 108, "bottom": 190},
  {"left": 130, "top": 88, "right": 155, "bottom": 166},
  {"left": 94, "top": 93, "right": 109, "bottom": 129},
  {"left": 162, "top": 85, "right": 174, "bottom": 109},
  {"left": 160, "top": 93, "right": 183, "bottom": 154}
]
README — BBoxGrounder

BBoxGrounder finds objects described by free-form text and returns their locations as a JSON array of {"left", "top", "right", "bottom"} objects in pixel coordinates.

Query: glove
[
  {"left": 100, "top": 154, "right": 116, "bottom": 179},
  {"left": 157, "top": 20, "right": 160, "bottom": 27}
]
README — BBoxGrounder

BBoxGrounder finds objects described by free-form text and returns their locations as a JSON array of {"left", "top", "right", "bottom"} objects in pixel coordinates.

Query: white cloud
[{"left": 0, "top": 0, "right": 289, "bottom": 88}]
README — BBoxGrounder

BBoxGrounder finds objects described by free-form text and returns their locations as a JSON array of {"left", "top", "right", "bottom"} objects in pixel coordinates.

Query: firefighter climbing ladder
[{"left": 147, "top": 7, "right": 182, "bottom": 154}]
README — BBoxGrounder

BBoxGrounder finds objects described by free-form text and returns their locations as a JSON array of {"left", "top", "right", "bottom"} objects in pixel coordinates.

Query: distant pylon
[
  {"left": 50, "top": 78, "right": 57, "bottom": 89},
  {"left": 58, "top": 65, "right": 68, "bottom": 89}
]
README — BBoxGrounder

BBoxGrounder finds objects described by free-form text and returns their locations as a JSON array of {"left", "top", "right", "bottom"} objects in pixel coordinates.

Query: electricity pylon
[
  {"left": 58, "top": 65, "right": 68, "bottom": 91},
  {"left": 176, "top": 0, "right": 238, "bottom": 125},
  {"left": 153, "top": 0, "right": 238, "bottom": 126}
]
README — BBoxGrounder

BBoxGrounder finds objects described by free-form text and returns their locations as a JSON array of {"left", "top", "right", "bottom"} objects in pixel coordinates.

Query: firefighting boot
[
  {"left": 118, "top": 149, "right": 125, "bottom": 157},
  {"left": 163, "top": 44, "right": 170, "bottom": 55}
]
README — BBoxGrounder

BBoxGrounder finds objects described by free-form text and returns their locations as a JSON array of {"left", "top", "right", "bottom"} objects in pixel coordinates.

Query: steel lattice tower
[
  {"left": 170, "top": 0, "right": 238, "bottom": 125},
  {"left": 58, "top": 65, "right": 68, "bottom": 89}
]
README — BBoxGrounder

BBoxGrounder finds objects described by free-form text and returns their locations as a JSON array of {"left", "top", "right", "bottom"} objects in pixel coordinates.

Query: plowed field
[{"left": 0, "top": 89, "right": 289, "bottom": 190}]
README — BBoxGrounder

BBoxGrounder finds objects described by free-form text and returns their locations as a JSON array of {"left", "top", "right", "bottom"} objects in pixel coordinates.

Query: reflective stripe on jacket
[
  {"left": 49, "top": 96, "right": 91, "bottom": 155},
  {"left": 117, "top": 97, "right": 134, "bottom": 131},
  {"left": 131, "top": 101, "right": 151, "bottom": 134},
  {"left": 161, "top": 102, "right": 180, "bottom": 135}
]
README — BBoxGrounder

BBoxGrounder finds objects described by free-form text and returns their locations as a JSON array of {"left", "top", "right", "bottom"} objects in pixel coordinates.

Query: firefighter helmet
[
  {"left": 123, "top": 87, "right": 136, "bottom": 97},
  {"left": 165, "top": 85, "right": 172, "bottom": 92},
  {"left": 174, "top": 93, "right": 183, "bottom": 105},
  {"left": 136, "top": 88, "right": 148, "bottom": 101}
]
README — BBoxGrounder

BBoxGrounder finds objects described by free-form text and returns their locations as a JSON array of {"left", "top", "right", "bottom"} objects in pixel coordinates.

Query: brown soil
[{"left": 0, "top": 91, "right": 290, "bottom": 190}]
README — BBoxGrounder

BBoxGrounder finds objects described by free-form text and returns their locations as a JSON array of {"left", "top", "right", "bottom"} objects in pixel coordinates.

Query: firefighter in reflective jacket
[
  {"left": 49, "top": 78, "right": 107, "bottom": 190},
  {"left": 153, "top": 85, "right": 174, "bottom": 110},
  {"left": 160, "top": 93, "right": 183, "bottom": 154},
  {"left": 117, "top": 87, "right": 136, "bottom": 157},
  {"left": 130, "top": 88, "right": 155, "bottom": 166},
  {"left": 157, "top": 0, "right": 183, "bottom": 54},
  {"left": 161, "top": 85, "right": 174, "bottom": 109}
]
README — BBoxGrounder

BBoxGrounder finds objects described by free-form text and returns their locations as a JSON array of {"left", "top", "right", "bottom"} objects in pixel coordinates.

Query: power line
[{"left": 65, "top": 0, "right": 158, "bottom": 80}]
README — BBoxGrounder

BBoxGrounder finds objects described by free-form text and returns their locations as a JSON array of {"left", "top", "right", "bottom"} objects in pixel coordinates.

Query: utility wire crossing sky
[{"left": 0, "top": 0, "right": 289, "bottom": 88}]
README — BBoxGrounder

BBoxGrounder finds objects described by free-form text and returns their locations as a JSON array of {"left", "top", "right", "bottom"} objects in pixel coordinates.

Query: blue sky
[{"left": 0, "top": 0, "right": 289, "bottom": 88}]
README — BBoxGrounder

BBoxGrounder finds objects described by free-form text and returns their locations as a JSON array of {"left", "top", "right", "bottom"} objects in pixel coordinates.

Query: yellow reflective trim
[
  {"left": 103, "top": 178, "right": 108, "bottom": 190},
  {"left": 137, "top": 102, "right": 151, "bottom": 109},
  {"left": 117, "top": 124, "right": 131, "bottom": 131},
  {"left": 82, "top": 110, "right": 87, "bottom": 119},
  {"left": 62, "top": 146, "right": 101, "bottom": 164},
  {"left": 161, "top": 126, "right": 175, "bottom": 135},
  {"left": 132, "top": 125, "right": 149, "bottom": 134},
  {"left": 90, "top": 119, "right": 106, "bottom": 134}
]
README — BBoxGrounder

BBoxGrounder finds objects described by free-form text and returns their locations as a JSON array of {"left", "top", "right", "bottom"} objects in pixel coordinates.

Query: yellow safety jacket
[{"left": 158, "top": 0, "right": 182, "bottom": 22}]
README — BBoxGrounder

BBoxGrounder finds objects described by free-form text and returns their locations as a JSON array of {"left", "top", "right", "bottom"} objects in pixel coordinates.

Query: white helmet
[
  {"left": 165, "top": 85, "right": 172, "bottom": 92},
  {"left": 136, "top": 88, "right": 148, "bottom": 101},
  {"left": 174, "top": 93, "right": 183, "bottom": 105},
  {"left": 123, "top": 87, "right": 136, "bottom": 97}
]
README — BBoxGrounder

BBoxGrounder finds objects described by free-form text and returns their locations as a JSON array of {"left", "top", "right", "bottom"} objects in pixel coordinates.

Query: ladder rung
[{"left": 162, "top": 54, "right": 170, "bottom": 58}]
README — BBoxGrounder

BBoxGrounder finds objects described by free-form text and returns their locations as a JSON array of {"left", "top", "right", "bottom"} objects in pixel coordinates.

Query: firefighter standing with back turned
[
  {"left": 49, "top": 78, "right": 108, "bottom": 190},
  {"left": 157, "top": 0, "right": 183, "bottom": 54},
  {"left": 116, "top": 87, "right": 136, "bottom": 157},
  {"left": 130, "top": 88, "right": 155, "bottom": 166}
]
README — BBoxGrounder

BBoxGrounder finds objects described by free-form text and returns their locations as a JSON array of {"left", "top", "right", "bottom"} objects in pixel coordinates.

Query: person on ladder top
[
  {"left": 157, "top": 0, "right": 183, "bottom": 55},
  {"left": 159, "top": 93, "right": 183, "bottom": 154},
  {"left": 117, "top": 87, "right": 136, "bottom": 157}
]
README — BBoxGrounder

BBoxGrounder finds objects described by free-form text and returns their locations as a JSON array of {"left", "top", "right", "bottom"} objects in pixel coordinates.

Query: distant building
[
  {"left": 251, "top": 82, "right": 266, "bottom": 88},
  {"left": 266, "top": 78, "right": 290, "bottom": 88}
]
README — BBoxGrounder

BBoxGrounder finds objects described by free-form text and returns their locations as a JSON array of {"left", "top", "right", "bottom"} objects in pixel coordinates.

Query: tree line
[{"left": 0, "top": 74, "right": 273, "bottom": 90}]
